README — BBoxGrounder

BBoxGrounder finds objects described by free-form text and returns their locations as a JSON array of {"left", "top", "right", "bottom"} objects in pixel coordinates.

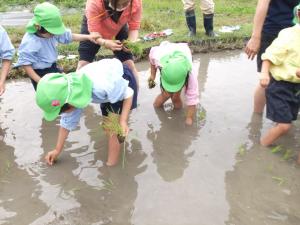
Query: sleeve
[
  {"left": 185, "top": 62, "right": 199, "bottom": 106},
  {"left": 0, "top": 28, "right": 15, "bottom": 60},
  {"left": 55, "top": 29, "right": 73, "bottom": 44},
  {"left": 17, "top": 35, "right": 41, "bottom": 66},
  {"left": 261, "top": 29, "right": 290, "bottom": 66},
  {"left": 124, "top": 86, "right": 133, "bottom": 99},
  {"left": 60, "top": 108, "right": 83, "bottom": 131},
  {"left": 85, "top": 0, "right": 105, "bottom": 33},
  {"left": 149, "top": 47, "right": 158, "bottom": 67},
  {"left": 128, "top": 0, "right": 142, "bottom": 30},
  {"left": 106, "top": 78, "right": 128, "bottom": 103}
]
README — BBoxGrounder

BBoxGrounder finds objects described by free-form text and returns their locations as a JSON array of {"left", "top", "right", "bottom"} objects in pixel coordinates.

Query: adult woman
[{"left": 78, "top": 0, "right": 142, "bottom": 82}]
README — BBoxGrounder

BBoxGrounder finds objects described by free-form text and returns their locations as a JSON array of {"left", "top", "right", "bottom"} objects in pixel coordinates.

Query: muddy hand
[
  {"left": 45, "top": 149, "right": 59, "bottom": 166},
  {"left": 148, "top": 78, "right": 156, "bottom": 89}
]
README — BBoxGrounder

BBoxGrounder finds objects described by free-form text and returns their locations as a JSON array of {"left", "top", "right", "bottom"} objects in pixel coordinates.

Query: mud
[{"left": 1, "top": 50, "right": 300, "bottom": 225}]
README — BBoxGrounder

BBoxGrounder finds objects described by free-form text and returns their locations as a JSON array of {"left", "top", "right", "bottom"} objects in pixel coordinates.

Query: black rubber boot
[
  {"left": 203, "top": 13, "right": 216, "bottom": 37},
  {"left": 185, "top": 10, "right": 196, "bottom": 36}
]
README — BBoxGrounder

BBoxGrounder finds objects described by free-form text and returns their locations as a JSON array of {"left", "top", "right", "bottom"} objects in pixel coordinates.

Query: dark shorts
[
  {"left": 32, "top": 63, "right": 62, "bottom": 90},
  {"left": 100, "top": 64, "right": 138, "bottom": 116},
  {"left": 78, "top": 15, "right": 133, "bottom": 63},
  {"left": 256, "top": 32, "right": 277, "bottom": 72},
  {"left": 266, "top": 77, "right": 300, "bottom": 123}
]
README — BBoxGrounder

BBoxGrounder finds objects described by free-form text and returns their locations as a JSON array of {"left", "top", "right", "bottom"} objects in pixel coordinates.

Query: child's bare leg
[
  {"left": 106, "top": 134, "right": 121, "bottom": 166},
  {"left": 171, "top": 92, "right": 182, "bottom": 109},
  {"left": 153, "top": 91, "right": 171, "bottom": 108},
  {"left": 260, "top": 123, "right": 291, "bottom": 146},
  {"left": 254, "top": 84, "right": 266, "bottom": 114}
]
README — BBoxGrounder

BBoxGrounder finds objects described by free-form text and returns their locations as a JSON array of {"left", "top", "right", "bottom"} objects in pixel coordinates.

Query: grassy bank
[{"left": 2, "top": 0, "right": 256, "bottom": 78}]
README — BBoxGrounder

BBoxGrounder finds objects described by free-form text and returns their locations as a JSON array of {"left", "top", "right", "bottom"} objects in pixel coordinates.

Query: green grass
[{"left": 2, "top": 0, "right": 257, "bottom": 77}]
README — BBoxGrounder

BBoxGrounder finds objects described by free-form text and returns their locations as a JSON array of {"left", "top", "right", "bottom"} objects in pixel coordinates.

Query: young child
[
  {"left": 148, "top": 41, "right": 199, "bottom": 125},
  {"left": 259, "top": 4, "right": 300, "bottom": 163},
  {"left": 36, "top": 58, "right": 137, "bottom": 166},
  {"left": 0, "top": 26, "right": 15, "bottom": 96},
  {"left": 17, "top": 2, "right": 99, "bottom": 90}
]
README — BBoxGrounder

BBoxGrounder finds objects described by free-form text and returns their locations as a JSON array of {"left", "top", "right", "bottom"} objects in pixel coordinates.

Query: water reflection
[
  {"left": 225, "top": 113, "right": 300, "bottom": 225},
  {"left": 147, "top": 107, "right": 200, "bottom": 182}
]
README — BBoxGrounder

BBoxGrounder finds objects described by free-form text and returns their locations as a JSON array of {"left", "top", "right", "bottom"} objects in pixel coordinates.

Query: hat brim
[
  {"left": 161, "top": 78, "right": 186, "bottom": 93},
  {"left": 25, "top": 17, "right": 66, "bottom": 35},
  {"left": 43, "top": 107, "right": 61, "bottom": 121},
  {"left": 46, "top": 23, "right": 66, "bottom": 35}
]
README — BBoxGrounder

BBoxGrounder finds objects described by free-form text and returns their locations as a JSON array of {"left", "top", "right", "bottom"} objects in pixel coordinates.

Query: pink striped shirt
[{"left": 85, "top": 0, "right": 142, "bottom": 39}]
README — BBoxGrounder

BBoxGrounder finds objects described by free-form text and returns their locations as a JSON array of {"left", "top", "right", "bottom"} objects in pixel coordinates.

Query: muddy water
[{"left": 1, "top": 50, "right": 300, "bottom": 225}]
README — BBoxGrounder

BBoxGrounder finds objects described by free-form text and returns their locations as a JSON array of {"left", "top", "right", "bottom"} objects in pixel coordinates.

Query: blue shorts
[
  {"left": 33, "top": 63, "right": 62, "bottom": 90},
  {"left": 266, "top": 77, "right": 300, "bottom": 123},
  {"left": 100, "top": 65, "right": 138, "bottom": 116}
]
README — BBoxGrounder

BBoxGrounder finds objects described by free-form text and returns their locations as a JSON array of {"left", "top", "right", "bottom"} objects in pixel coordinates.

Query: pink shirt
[
  {"left": 85, "top": 0, "right": 142, "bottom": 39},
  {"left": 149, "top": 42, "right": 199, "bottom": 106}
]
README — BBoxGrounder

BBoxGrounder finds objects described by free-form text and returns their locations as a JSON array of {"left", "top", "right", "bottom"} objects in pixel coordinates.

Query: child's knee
[{"left": 278, "top": 123, "right": 291, "bottom": 133}]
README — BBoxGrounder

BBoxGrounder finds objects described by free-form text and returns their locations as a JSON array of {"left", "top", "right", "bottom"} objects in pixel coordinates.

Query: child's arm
[
  {"left": 72, "top": 33, "right": 100, "bottom": 44},
  {"left": 0, "top": 59, "right": 12, "bottom": 95},
  {"left": 119, "top": 95, "right": 133, "bottom": 136},
  {"left": 23, "top": 65, "right": 41, "bottom": 83},
  {"left": 260, "top": 60, "right": 271, "bottom": 87},
  {"left": 186, "top": 105, "right": 196, "bottom": 126},
  {"left": 45, "top": 126, "right": 69, "bottom": 165},
  {"left": 147, "top": 64, "right": 157, "bottom": 89}
]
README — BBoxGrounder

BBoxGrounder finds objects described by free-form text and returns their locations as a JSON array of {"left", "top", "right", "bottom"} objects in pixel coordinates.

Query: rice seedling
[
  {"left": 238, "top": 144, "right": 246, "bottom": 156},
  {"left": 271, "top": 145, "right": 283, "bottom": 153},
  {"left": 282, "top": 149, "right": 294, "bottom": 161},
  {"left": 272, "top": 176, "right": 285, "bottom": 186}
]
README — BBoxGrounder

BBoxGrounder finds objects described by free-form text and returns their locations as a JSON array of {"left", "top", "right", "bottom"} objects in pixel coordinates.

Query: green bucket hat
[
  {"left": 293, "top": 3, "right": 300, "bottom": 24},
  {"left": 36, "top": 72, "right": 93, "bottom": 121},
  {"left": 26, "top": 2, "right": 66, "bottom": 35},
  {"left": 160, "top": 51, "right": 192, "bottom": 92}
]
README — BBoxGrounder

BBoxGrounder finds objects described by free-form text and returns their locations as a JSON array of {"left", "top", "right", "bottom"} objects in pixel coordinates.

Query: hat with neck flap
[{"left": 36, "top": 72, "right": 93, "bottom": 121}]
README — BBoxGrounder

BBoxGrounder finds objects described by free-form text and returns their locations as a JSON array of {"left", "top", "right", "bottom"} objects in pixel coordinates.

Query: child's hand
[
  {"left": 45, "top": 149, "right": 60, "bottom": 166},
  {"left": 148, "top": 77, "right": 156, "bottom": 89},
  {"left": 119, "top": 120, "right": 129, "bottom": 137},
  {"left": 259, "top": 72, "right": 270, "bottom": 88},
  {"left": 89, "top": 33, "right": 101, "bottom": 44}
]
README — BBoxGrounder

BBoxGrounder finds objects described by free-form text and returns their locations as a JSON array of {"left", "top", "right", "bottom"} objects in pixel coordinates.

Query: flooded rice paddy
[{"left": 1, "top": 50, "right": 300, "bottom": 225}]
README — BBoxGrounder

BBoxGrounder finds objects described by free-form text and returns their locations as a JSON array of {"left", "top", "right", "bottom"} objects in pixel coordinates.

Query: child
[
  {"left": 35, "top": 58, "right": 137, "bottom": 166},
  {"left": 259, "top": 4, "right": 300, "bottom": 163},
  {"left": 148, "top": 41, "right": 199, "bottom": 125},
  {"left": 17, "top": 2, "right": 99, "bottom": 90},
  {"left": 0, "top": 26, "right": 15, "bottom": 96}
]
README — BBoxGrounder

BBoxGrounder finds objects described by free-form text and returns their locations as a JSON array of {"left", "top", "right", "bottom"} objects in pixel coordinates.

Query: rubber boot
[
  {"left": 185, "top": 10, "right": 196, "bottom": 37},
  {"left": 203, "top": 13, "right": 216, "bottom": 37}
]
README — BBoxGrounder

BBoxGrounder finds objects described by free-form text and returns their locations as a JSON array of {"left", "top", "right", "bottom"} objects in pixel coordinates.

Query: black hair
[
  {"left": 38, "top": 26, "right": 49, "bottom": 34},
  {"left": 59, "top": 103, "right": 72, "bottom": 115}
]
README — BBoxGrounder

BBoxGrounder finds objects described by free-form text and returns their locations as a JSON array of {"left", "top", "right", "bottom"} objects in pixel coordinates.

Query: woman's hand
[
  {"left": 103, "top": 40, "right": 123, "bottom": 51},
  {"left": 119, "top": 120, "right": 129, "bottom": 137},
  {"left": 245, "top": 36, "right": 261, "bottom": 60}
]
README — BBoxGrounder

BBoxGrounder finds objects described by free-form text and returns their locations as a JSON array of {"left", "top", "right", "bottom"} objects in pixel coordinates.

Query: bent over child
[
  {"left": 0, "top": 26, "right": 15, "bottom": 96},
  {"left": 17, "top": 2, "right": 99, "bottom": 90},
  {"left": 148, "top": 41, "right": 199, "bottom": 125},
  {"left": 36, "top": 58, "right": 137, "bottom": 166},
  {"left": 259, "top": 4, "right": 300, "bottom": 164}
]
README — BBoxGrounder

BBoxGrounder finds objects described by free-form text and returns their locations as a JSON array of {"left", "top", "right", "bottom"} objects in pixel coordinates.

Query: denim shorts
[
  {"left": 78, "top": 15, "right": 133, "bottom": 63},
  {"left": 100, "top": 64, "right": 138, "bottom": 116},
  {"left": 266, "top": 77, "right": 300, "bottom": 123}
]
